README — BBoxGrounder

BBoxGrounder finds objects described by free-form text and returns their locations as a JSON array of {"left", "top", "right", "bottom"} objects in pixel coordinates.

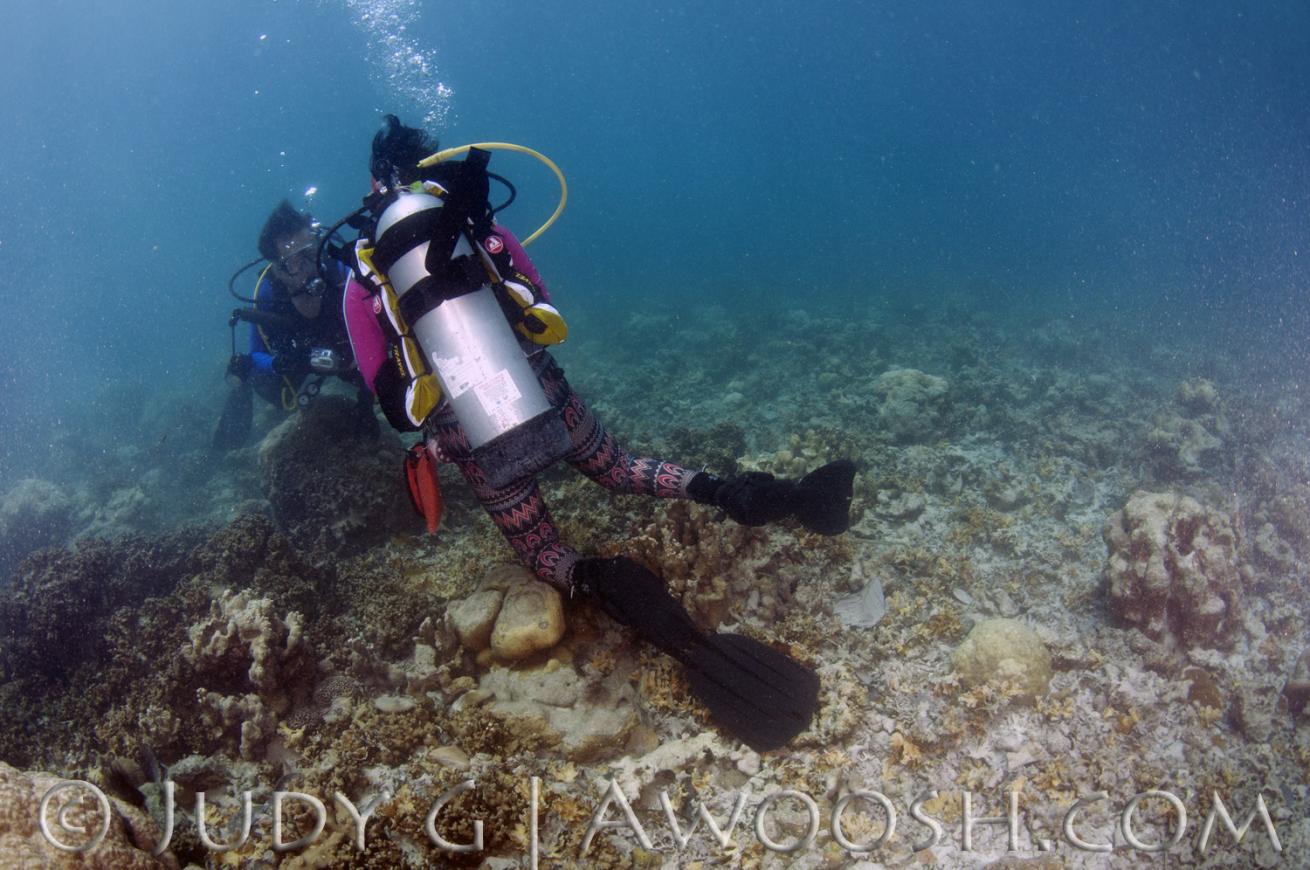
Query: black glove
[{"left": 226, "top": 353, "right": 253, "bottom": 381}]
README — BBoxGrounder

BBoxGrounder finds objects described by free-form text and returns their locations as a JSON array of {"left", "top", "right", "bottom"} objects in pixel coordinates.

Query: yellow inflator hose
[
  {"left": 252, "top": 264, "right": 299, "bottom": 411},
  {"left": 417, "top": 142, "right": 567, "bottom": 246}
]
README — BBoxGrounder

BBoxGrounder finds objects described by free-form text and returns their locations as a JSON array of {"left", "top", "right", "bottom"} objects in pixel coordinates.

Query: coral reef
[
  {"left": 0, "top": 511, "right": 332, "bottom": 770},
  {"left": 77, "top": 483, "right": 156, "bottom": 540},
  {"left": 184, "top": 589, "right": 314, "bottom": 759},
  {"left": 1249, "top": 482, "right": 1310, "bottom": 573},
  {"left": 663, "top": 421, "right": 747, "bottom": 476},
  {"left": 0, "top": 477, "right": 73, "bottom": 580},
  {"left": 258, "top": 395, "right": 414, "bottom": 556},
  {"left": 0, "top": 761, "right": 177, "bottom": 867},
  {"left": 748, "top": 426, "right": 862, "bottom": 482},
  {"left": 0, "top": 528, "right": 204, "bottom": 680},
  {"left": 625, "top": 498, "right": 851, "bottom": 630},
  {"left": 3, "top": 298, "right": 1310, "bottom": 867},
  {"left": 1103, "top": 491, "right": 1243, "bottom": 650}
]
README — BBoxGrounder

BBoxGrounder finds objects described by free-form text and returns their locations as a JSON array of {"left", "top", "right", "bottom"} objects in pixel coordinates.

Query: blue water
[{"left": 1, "top": 0, "right": 1307, "bottom": 485}]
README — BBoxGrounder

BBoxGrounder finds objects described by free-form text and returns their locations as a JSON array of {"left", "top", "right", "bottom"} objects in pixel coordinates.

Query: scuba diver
[
  {"left": 213, "top": 201, "right": 380, "bottom": 449},
  {"left": 340, "top": 115, "right": 856, "bottom": 751}
]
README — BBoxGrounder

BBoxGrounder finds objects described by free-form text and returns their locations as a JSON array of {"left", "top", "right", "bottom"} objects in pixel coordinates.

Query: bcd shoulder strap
[{"left": 353, "top": 239, "right": 442, "bottom": 432}]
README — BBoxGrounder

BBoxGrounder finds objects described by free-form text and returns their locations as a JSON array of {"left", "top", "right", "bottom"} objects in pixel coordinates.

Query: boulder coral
[
  {"left": 872, "top": 368, "right": 951, "bottom": 445},
  {"left": 1103, "top": 491, "right": 1243, "bottom": 650},
  {"left": 449, "top": 564, "right": 567, "bottom": 660},
  {"left": 950, "top": 618, "right": 1052, "bottom": 704}
]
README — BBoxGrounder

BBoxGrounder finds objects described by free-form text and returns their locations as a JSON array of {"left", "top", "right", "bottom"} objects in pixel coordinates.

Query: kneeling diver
[
  {"left": 214, "top": 202, "right": 380, "bottom": 449},
  {"left": 341, "top": 116, "right": 856, "bottom": 751}
]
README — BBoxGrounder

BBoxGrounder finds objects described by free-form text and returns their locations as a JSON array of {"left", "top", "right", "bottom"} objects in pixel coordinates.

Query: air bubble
[{"left": 342, "top": 0, "right": 453, "bottom": 127}]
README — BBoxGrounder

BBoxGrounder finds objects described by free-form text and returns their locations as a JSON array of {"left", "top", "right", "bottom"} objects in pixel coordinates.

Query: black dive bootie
[
  {"left": 571, "top": 556, "right": 819, "bottom": 751},
  {"left": 687, "top": 459, "right": 856, "bottom": 536}
]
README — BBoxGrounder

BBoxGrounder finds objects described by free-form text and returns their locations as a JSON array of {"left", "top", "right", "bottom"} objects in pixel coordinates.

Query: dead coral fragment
[{"left": 1283, "top": 648, "right": 1310, "bottom": 718}]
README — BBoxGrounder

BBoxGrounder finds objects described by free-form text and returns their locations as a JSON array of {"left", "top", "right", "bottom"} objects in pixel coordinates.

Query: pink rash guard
[{"left": 342, "top": 224, "right": 547, "bottom": 394}]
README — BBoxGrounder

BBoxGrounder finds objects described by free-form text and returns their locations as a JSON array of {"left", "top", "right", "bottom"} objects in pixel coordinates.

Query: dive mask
[{"left": 277, "top": 234, "right": 326, "bottom": 298}]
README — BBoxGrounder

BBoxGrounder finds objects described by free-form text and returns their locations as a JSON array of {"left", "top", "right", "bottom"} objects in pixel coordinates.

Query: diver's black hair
[
  {"left": 371, "top": 114, "right": 438, "bottom": 186},
  {"left": 258, "top": 200, "right": 313, "bottom": 262}
]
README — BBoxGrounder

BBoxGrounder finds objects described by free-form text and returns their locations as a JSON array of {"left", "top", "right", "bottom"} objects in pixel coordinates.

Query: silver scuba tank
[{"left": 374, "top": 190, "right": 571, "bottom": 488}]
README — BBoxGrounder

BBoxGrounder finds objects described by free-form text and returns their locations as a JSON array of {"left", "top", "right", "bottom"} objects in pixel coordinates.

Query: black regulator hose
[
  {"left": 316, "top": 205, "right": 371, "bottom": 289},
  {"left": 488, "top": 172, "right": 516, "bottom": 216},
  {"left": 227, "top": 256, "right": 267, "bottom": 304}
]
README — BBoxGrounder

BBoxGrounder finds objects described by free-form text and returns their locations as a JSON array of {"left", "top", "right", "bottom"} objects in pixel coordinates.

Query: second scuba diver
[
  {"left": 214, "top": 202, "right": 380, "bottom": 449},
  {"left": 338, "top": 116, "right": 856, "bottom": 751}
]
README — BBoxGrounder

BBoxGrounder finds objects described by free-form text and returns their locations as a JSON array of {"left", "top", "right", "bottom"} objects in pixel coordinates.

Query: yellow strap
[
  {"left": 406, "top": 375, "right": 443, "bottom": 428},
  {"left": 417, "top": 142, "right": 567, "bottom": 246},
  {"left": 399, "top": 335, "right": 427, "bottom": 378}
]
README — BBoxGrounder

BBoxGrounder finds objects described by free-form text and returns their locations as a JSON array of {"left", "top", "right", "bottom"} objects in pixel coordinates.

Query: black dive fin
[
  {"left": 791, "top": 459, "right": 856, "bottom": 535},
  {"left": 684, "top": 633, "right": 820, "bottom": 752},
  {"left": 213, "top": 381, "right": 253, "bottom": 451},
  {"left": 573, "top": 556, "right": 820, "bottom": 751}
]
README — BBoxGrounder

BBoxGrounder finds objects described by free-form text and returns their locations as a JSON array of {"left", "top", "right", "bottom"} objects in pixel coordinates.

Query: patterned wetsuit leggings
[{"left": 429, "top": 353, "right": 696, "bottom": 589}]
